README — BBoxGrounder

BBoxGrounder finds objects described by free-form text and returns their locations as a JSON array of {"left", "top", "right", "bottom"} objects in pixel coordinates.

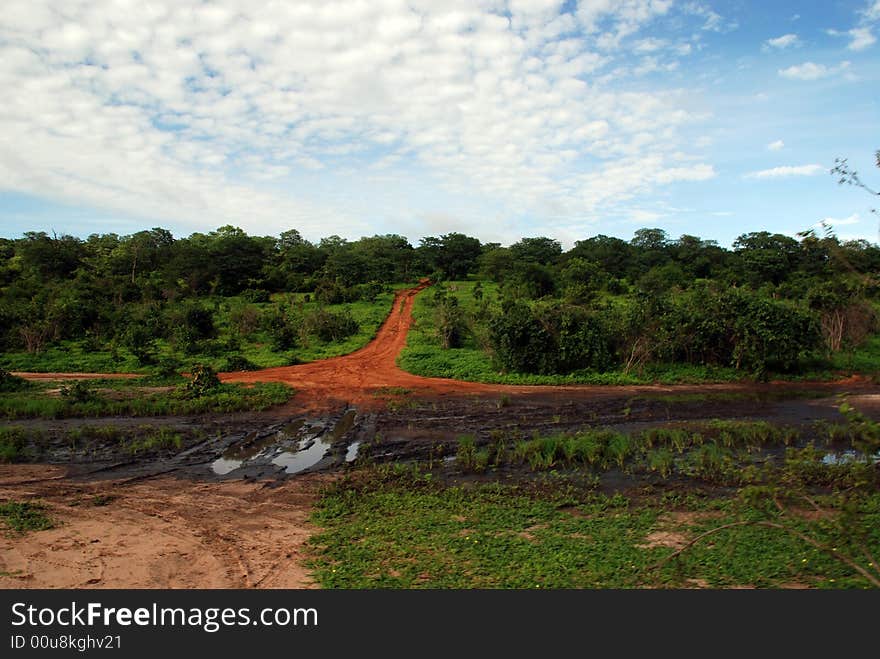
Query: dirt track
[
  {"left": 3, "top": 283, "right": 879, "bottom": 589},
  {"left": 15, "top": 282, "right": 877, "bottom": 408},
  {"left": 0, "top": 469, "right": 322, "bottom": 588},
  {"left": 221, "top": 283, "right": 876, "bottom": 410}
]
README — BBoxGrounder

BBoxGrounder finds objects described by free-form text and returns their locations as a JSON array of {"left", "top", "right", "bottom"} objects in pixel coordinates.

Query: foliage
[
  {"left": 308, "top": 471, "right": 880, "bottom": 588},
  {"left": 182, "top": 363, "right": 221, "bottom": 397},
  {"left": 302, "top": 308, "right": 360, "bottom": 343},
  {"left": 0, "top": 369, "right": 28, "bottom": 393},
  {"left": 0, "top": 220, "right": 877, "bottom": 382},
  {"left": 59, "top": 380, "right": 99, "bottom": 404},
  {"left": 0, "top": 501, "right": 54, "bottom": 535},
  {"left": 0, "top": 379, "right": 292, "bottom": 419}
]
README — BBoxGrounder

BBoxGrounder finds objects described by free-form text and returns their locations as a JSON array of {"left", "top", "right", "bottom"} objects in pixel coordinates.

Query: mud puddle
[
  {"left": 345, "top": 440, "right": 362, "bottom": 462},
  {"left": 210, "top": 409, "right": 359, "bottom": 477}
]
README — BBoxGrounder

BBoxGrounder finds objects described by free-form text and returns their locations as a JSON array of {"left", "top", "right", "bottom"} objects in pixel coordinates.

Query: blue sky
[{"left": 1, "top": 0, "right": 878, "bottom": 248}]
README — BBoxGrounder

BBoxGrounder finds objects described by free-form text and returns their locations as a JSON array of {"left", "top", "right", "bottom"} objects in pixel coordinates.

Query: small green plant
[
  {"left": 0, "top": 369, "right": 29, "bottom": 393},
  {"left": 0, "top": 427, "right": 29, "bottom": 462},
  {"left": 0, "top": 501, "right": 54, "bottom": 534},
  {"left": 59, "top": 380, "right": 98, "bottom": 404},
  {"left": 456, "top": 435, "right": 478, "bottom": 471},
  {"left": 647, "top": 448, "right": 675, "bottom": 478},
  {"left": 182, "top": 363, "right": 221, "bottom": 397}
]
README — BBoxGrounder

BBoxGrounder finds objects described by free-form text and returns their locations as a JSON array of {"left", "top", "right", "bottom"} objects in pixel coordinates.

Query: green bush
[
  {"left": 0, "top": 369, "right": 28, "bottom": 393},
  {"left": 182, "top": 363, "right": 221, "bottom": 397},
  {"left": 303, "top": 308, "right": 359, "bottom": 343}
]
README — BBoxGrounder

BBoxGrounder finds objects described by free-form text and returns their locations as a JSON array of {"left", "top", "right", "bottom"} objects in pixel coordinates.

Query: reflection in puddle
[
  {"left": 823, "top": 450, "right": 880, "bottom": 466},
  {"left": 221, "top": 434, "right": 277, "bottom": 461},
  {"left": 211, "top": 411, "right": 358, "bottom": 476},
  {"left": 272, "top": 435, "right": 329, "bottom": 474},
  {"left": 211, "top": 457, "right": 246, "bottom": 475},
  {"left": 331, "top": 410, "right": 357, "bottom": 442},
  {"left": 345, "top": 441, "right": 361, "bottom": 463}
]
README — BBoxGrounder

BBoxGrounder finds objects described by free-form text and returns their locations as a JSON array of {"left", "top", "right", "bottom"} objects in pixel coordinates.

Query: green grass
[
  {"left": 0, "top": 380, "right": 293, "bottom": 419},
  {"left": 398, "top": 280, "right": 880, "bottom": 385},
  {"left": 308, "top": 472, "right": 880, "bottom": 588},
  {"left": 452, "top": 414, "right": 878, "bottom": 490},
  {"left": 0, "top": 285, "right": 412, "bottom": 374},
  {"left": 825, "top": 334, "right": 880, "bottom": 378},
  {"left": 64, "top": 424, "right": 186, "bottom": 454},
  {"left": 0, "top": 501, "right": 54, "bottom": 534},
  {"left": 0, "top": 426, "right": 29, "bottom": 462}
]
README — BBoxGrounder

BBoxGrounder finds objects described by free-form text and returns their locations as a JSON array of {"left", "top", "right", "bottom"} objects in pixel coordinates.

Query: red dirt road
[
  {"left": 17, "top": 282, "right": 877, "bottom": 408},
  {"left": 221, "top": 283, "right": 877, "bottom": 410},
  {"left": 221, "top": 281, "right": 508, "bottom": 405}
]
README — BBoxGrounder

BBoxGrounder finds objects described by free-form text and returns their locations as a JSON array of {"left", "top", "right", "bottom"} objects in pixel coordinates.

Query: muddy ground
[{"left": 3, "top": 284, "right": 879, "bottom": 588}]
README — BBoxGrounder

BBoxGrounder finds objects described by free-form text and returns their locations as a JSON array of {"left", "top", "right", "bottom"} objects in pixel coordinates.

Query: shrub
[
  {"left": 223, "top": 355, "right": 259, "bottom": 371},
  {"left": 303, "top": 308, "right": 359, "bottom": 343},
  {"left": 0, "top": 369, "right": 28, "bottom": 393},
  {"left": 263, "top": 307, "right": 301, "bottom": 350},
  {"left": 182, "top": 363, "right": 221, "bottom": 397},
  {"left": 241, "top": 288, "right": 270, "bottom": 303},
  {"left": 59, "top": 380, "right": 98, "bottom": 404}
]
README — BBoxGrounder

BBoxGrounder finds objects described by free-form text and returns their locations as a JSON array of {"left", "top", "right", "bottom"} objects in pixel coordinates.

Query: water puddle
[
  {"left": 330, "top": 409, "right": 357, "bottom": 442},
  {"left": 271, "top": 435, "right": 327, "bottom": 474},
  {"left": 823, "top": 450, "right": 880, "bottom": 466},
  {"left": 211, "top": 410, "right": 359, "bottom": 476},
  {"left": 345, "top": 441, "right": 361, "bottom": 463},
  {"left": 211, "top": 457, "right": 246, "bottom": 476},
  {"left": 221, "top": 434, "right": 278, "bottom": 461}
]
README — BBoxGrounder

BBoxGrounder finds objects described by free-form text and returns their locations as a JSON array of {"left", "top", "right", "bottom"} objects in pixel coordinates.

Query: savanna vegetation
[
  {"left": 0, "top": 367, "right": 291, "bottom": 420},
  {"left": 2, "top": 220, "right": 877, "bottom": 382},
  {"left": 308, "top": 402, "right": 880, "bottom": 588},
  {"left": 3, "top": 152, "right": 880, "bottom": 382},
  {"left": 399, "top": 226, "right": 880, "bottom": 382}
]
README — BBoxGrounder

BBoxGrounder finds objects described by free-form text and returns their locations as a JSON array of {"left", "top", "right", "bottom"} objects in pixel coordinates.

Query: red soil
[
  {"left": 16, "top": 283, "right": 877, "bottom": 411},
  {"left": 220, "top": 283, "right": 875, "bottom": 411}
]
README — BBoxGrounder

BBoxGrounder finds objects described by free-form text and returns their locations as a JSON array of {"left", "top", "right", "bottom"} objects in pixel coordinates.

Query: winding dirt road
[
  {"left": 2, "top": 283, "right": 878, "bottom": 589},
  {"left": 220, "top": 282, "right": 876, "bottom": 410},
  {"left": 16, "top": 282, "right": 877, "bottom": 406}
]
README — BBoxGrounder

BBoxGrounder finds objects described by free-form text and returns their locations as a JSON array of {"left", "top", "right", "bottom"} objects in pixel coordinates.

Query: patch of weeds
[
  {"left": 181, "top": 363, "right": 221, "bottom": 397},
  {"left": 0, "top": 501, "right": 54, "bottom": 534},
  {"left": 59, "top": 380, "right": 100, "bottom": 404},
  {"left": 0, "top": 427, "right": 27, "bottom": 462},
  {"left": 456, "top": 435, "right": 477, "bottom": 471},
  {"left": 0, "top": 369, "right": 29, "bottom": 393}
]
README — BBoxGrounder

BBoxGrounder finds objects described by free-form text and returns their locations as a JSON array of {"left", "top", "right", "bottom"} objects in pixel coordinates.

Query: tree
[
  {"left": 509, "top": 237, "right": 562, "bottom": 265},
  {"left": 732, "top": 231, "right": 800, "bottom": 286},
  {"left": 567, "top": 235, "right": 633, "bottom": 279},
  {"left": 417, "top": 233, "right": 482, "bottom": 280}
]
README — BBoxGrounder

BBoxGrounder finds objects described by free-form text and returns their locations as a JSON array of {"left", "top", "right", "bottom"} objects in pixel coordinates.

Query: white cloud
[
  {"left": 863, "top": 1, "right": 880, "bottom": 22},
  {"left": 744, "top": 164, "right": 825, "bottom": 179},
  {"left": 847, "top": 26, "right": 876, "bottom": 50},
  {"left": 764, "top": 34, "right": 800, "bottom": 49},
  {"left": 683, "top": 2, "right": 737, "bottom": 32},
  {"left": 777, "top": 61, "right": 850, "bottom": 80},
  {"left": 0, "top": 0, "right": 717, "bottom": 238},
  {"left": 766, "top": 140, "right": 785, "bottom": 151}
]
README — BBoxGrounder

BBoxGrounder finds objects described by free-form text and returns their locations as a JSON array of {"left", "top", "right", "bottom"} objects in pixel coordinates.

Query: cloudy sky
[{"left": 1, "top": 0, "right": 878, "bottom": 247}]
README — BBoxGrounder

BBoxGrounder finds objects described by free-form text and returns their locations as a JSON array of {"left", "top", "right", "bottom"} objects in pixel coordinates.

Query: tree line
[{"left": 1, "top": 223, "right": 878, "bottom": 378}]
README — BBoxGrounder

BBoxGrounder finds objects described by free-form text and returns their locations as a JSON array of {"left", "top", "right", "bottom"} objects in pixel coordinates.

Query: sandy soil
[{"left": 0, "top": 469, "right": 324, "bottom": 589}]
